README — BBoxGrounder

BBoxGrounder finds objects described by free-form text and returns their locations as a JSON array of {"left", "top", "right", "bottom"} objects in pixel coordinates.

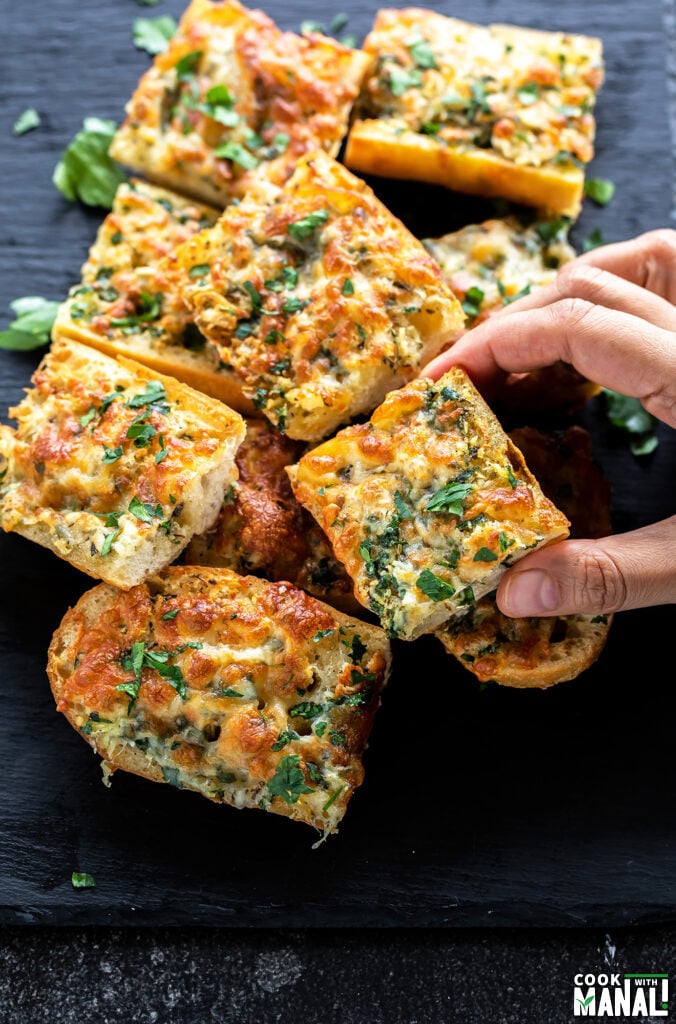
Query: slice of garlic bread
[
  {"left": 175, "top": 150, "right": 464, "bottom": 441},
  {"left": 110, "top": 0, "right": 370, "bottom": 208},
  {"left": 0, "top": 337, "right": 245, "bottom": 588},
  {"left": 48, "top": 567, "right": 391, "bottom": 833},
  {"left": 288, "top": 367, "right": 569, "bottom": 640},
  {"left": 187, "top": 418, "right": 356, "bottom": 611},
  {"left": 52, "top": 179, "right": 251, "bottom": 411},
  {"left": 346, "top": 8, "right": 603, "bottom": 216}
]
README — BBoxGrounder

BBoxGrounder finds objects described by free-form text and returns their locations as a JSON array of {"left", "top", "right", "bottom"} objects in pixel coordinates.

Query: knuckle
[
  {"left": 556, "top": 262, "right": 608, "bottom": 300},
  {"left": 643, "top": 228, "right": 676, "bottom": 264},
  {"left": 548, "top": 296, "right": 595, "bottom": 331},
  {"left": 575, "top": 548, "right": 628, "bottom": 612}
]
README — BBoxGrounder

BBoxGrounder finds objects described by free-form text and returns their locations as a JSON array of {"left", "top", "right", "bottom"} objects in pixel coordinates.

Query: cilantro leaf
[
  {"left": 53, "top": 117, "right": 126, "bottom": 208},
  {"left": 0, "top": 296, "right": 59, "bottom": 351},
  {"left": 416, "top": 569, "right": 456, "bottom": 602},
  {"left": 133, "top": 15, "right": 177, "bottom": 55},
  {"left": 267, "top": 755, "right": 314, "bottom": 804},
  {"left": 584, "top": 177, "right": 615, "bottom": 206},
  {"left": 13, "top": 108, "right": 41, "bottom": 136}
]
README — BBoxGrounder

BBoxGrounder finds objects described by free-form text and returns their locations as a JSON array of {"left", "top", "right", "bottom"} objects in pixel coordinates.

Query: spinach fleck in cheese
[
  {"left": 175, "top": 150, "right": 464, "bottom": 441},
  {"left": 346, "top": 8, "right": 604, "bottom": 215},
  {"left": 110, "top": 0, "right": 370, "bottom": 208},
  {"left": 48, "top": 567, "right": 391, "bottom": 834},
  {"left": 288, "top": 367, "right": 570, "bottom": 640},
  {"left": 0, "top": 337, "right": 245, "bottom": 588},
  {"left": 52, "top": 179, "right": 249, "bottom": 411}
]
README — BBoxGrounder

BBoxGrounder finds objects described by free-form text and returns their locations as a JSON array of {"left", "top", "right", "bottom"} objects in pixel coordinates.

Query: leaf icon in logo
[{"left": 576, "top": 996, "right": 595, "bottom": 1007}]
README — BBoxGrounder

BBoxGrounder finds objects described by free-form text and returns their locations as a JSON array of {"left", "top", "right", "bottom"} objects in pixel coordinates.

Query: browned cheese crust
[
  {"left": 175, "top": 150, "right": 464, "bottom": 441},
  {"left": 47, "top": 566, "right": 391, "bottom": 833},
  {"left": 110, "top": 0, "right": 370, "bottom": 207},
  {"left": 187, "top": 419, "right": 357, "bottom": 610},
  {"left": 288, "top": 367, "right": 569, "bottom": 639},
  {"left": 0, "top": 337, "right": 245, "bottom": 588}
]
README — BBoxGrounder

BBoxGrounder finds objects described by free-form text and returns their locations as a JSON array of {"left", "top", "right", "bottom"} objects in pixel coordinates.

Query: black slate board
[{"left": 1, "top": 0, "right": 675, "bottom": 928}]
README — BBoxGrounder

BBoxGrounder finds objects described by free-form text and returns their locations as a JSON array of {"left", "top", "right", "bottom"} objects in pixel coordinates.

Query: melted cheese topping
[
  {"left": 424, "top": 216, "right": 574, "bottom": 326},
  {"left": 357, "top": 8, "right": 603, "bottom": 170},
  {"left": 0, "top": 338, "right": 242, "bottom": 568},
  {"left": 289, "top": 368, "right": 569, "bottom": 640},
  {"left": 110, "top": 0, "right": 370, "bottom": 207},
  {"left": 188, "top": 419, "right": 354, "bottom": 606},
  {"left": 53, "top": 568, "right": 391, "bottom": 832},
  {"left": 176, "top": 150, "right": 464, "bottom": 441}
]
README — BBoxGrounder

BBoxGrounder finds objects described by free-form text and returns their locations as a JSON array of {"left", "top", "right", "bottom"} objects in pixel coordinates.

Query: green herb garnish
[
  {"left": 53, "top": 117, "right": 126, "bottom": 208},
  {"left": 267, "top": 755, "right": 314, "bottom": 804},
  {"left": 416, "top": 569, "right": 456, "bottom": 602},
  {"left": 287, "top": 209, "right": 330, "bottom": 240},
  {"left": 584, "top": 177, "right": 615, "bottom": 206},
  {"left": 13, "top": 108, "right": 41, "bottom": 136},
  {"left": 603, "top": 389, "right": 658, "bottom": 456},
  {"left": 214, "top": 142, "right": 259, "bottom": 170},
  {"left": 473, "top": 547, "right": 498, "bottom": 562},
  {"left": 71, "top": 872, "right": 96, "bottom": 889},
  {"left": 426, "top": 480, "right": 473, "bottom": 515},
  {"left": 0, "top": 296, "right": 59, "bottom": 351},
  {"left": 133, "top": 15, "right": 177, "bottom": 55}
]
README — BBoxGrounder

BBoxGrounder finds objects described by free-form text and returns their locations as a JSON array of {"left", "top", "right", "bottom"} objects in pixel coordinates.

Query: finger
[
  {"left": 425, "top": 300, "right": 676, "bottom": 428},
  {"left": 496, "top": 517, "right": 676, "bottom": 617},
  {"left": 489, "top": 262, "right": 676, "bottom": 332},
  {"left": 574, "top": 228, "right": 676, "bottom": 304}
]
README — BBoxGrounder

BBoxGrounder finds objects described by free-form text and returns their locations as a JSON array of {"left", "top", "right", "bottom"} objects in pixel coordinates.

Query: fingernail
[{"left": 501, "top": 570, "right": 561, "bottom": 616}]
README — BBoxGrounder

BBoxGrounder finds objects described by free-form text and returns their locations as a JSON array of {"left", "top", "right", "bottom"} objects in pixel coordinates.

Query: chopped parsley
[
  {"left": 426, "top": 479, "right": 473, "bottom": 515},
  {"left": 473, "top": 547, "right": 498, "bottom": 562},
  {"left": 584, "top": 177, "right": 615, "bottom": 206},
  {"left": 110, "top": 291, "right": 162, "bottom": 328},
  {"left": 406, "top": 34, "right": 438, "bottom": 70},
  {"left": 219, "top": 687, "right": 244, "bottom": 699},
  {"left": 267, "top": 755, "right": 314, "bottom": 804},
  {"left": 0, "top": 295, "right": 59, "bottom": 351},
  {"left": 13, "top": 108, "right": 41, "bottom": 136},
  {"left": 117, "top": 641, "right": 188, "bottom": 707},
  {"left": 128, "top": 495, "right": 165, "bottom": 524},
  {"left": 214, "top": 141, "right": 259, "bottom": 170},
  {"left": 603, "top": 389, "right": 658, "bottom": 456},
  {"left": 188, "top": 263, "right": 210, "bottom": 278},
  {"left": 341, "top": 278, "right": 354, "bottom": 296},
  {"left": 312, "top": 629, "right": 335, "bottom": 642},
  {"left": 174, "top": 50, "right": 202, "bottom": 82},
  {"left": 288, "top": 701, "right": 323, "bottom": 720},
  {"left": 416, "top": 569, "right": 456, "bottom": 602},
  {"left": 102, "top": 445, "right": 123, "bottom": 464},
  {"left": 162, "top": 609, "right": 180, "bottom": 620},
  {"left": 287, "top": 209, "right": 330, "bottom": 240},
  {"left": 125, "top": 380, "right": 168, "bottom": 410},
  {"left": 71, "top": 872, "right": 96, "bottom": 889},
  {"left": 393, "top": 490, "right": 412, "bottom": 520},
  {"left": 78, "top": 407, "right": 96, "bottom": 428},
  {"left": 516, "top": 81, "right": 539, "bottom": 105},
  {"left": 53, "top": 117, "right": 126, "bottom": 209},
  {"left": 322, "top": 785, "right": 345, "bottom": 813},
  {"left": 387, "top": 64, "right": 423, "bottom": 97},
  {"left": 133, "top": 15, "right": 177, "bottom": 55},
  {"left": 271, "top": 730, "right": 299, "bottom": 752},
  {"left": 461, "top": 285, "right": 485, "bottom": 320},
  {"left": 499, "top": 531, "right": 515, "bottom": 552},
  {"left": 506, "top": 467, "right": 518, "bottom": 489}
]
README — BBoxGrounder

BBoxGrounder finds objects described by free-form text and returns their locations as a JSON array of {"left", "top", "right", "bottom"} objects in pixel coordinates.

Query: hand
[{"left": 424, "top": 229, "right": 676, "bottom": 617}]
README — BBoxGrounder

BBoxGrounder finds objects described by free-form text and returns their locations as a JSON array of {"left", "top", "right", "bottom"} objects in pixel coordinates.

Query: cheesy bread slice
[
  {"left": 187, "top": 419, "right": 356, "bottom": 610},
  {"left": 437, "top": 426, "right": 612, "bottom": 688},
  {"left": 346, "top": 9, "right": 603, "bottom": 216},
  {"left": 176, "top": 151, "right": 464, "bottom": 441},
  {"left": 0, "top": 337, "right": 245, "bottom": 588},
  {"left": 110, "top": 0, "right": 370, "bottom": 208},
  {"left": 287, "top": 367, "right": 570, "bottom": 640},
  {"left": 53, "top": 180, "right": 250, "bottom": 411},
  {"left": 424, "top": 216, "right": 600, "bottom": 413},
  {"left": 47, "top": 567, "right": 391, "bottom": 833}
]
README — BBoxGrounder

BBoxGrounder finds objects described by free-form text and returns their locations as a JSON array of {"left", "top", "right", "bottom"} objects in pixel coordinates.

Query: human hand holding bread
[{"left": 426, "top": 229, "right": 676, "bottom": 619}]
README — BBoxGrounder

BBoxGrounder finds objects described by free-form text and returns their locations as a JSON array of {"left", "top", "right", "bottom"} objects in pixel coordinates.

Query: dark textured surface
[
  {"left": 1, "top": 0, "right": 676, "bottom": 933},
  {"left": 0, "top": 925, "right": 674, "bottom": 1023}
]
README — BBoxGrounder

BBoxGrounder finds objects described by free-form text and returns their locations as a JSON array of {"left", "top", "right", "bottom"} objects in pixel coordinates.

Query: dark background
[{"left": 1, "top": 0, "right": 675, "bottom": 1018}]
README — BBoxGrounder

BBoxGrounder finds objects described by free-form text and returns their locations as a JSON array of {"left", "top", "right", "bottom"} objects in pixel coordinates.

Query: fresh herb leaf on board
[
  {"left": 0, "top": 296, "right": 59, "bottom": 351},
  {"left": 53, "top": 118, "right": 126, "bottom": 208}
]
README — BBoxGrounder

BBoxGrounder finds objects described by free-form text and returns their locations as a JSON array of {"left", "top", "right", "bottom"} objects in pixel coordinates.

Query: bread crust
[
  {"left": 0, "top": 338, "right": 245, "bottom": 588},
  {"left": 47, "top": 567, "right": 391, "bottom": 832},
  {"left": 288, "top": 367, "right": 569, "bottom": 639},
  {"left": 346, "top": 8, "right": 603, "bottom": 215}
]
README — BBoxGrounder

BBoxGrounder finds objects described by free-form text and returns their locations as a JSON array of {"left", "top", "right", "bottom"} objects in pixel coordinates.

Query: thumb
[{"left": 496, "top": 517, "right": 676, "bottom": 617}]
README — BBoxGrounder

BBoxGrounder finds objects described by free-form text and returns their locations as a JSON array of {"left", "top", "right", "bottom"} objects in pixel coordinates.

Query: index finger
[
  {"left": 424, "top": 298, "right": 676, "bottom": 428},
  {"left": 566, "top": 228, "right": 676, "bottom": 302}
]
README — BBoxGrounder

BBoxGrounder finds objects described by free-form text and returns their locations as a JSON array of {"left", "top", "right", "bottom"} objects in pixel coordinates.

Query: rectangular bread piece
[
  {"left": 287, "top": 367, "right": 570, "bottom": 640},
  {"left": 0, "top": 337, "right": 245, "bottom": 588},
  {"left": 47, "top": 567, "right": 391, "bottom": 834},
  {"left": 110, "top": 0, "right": 370, "bottom": 208},
  {"left": 345, "top": 9, "right": 603, "bottom": 216},
  {"left": 187, "top": 418, "right": 357, "bottom": 611},
  {"left": 175, "top": 150, "right": 464, "bottom": 441},
  {"left": 53, "top": 179, "right": 251, "bottom": 412}
]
